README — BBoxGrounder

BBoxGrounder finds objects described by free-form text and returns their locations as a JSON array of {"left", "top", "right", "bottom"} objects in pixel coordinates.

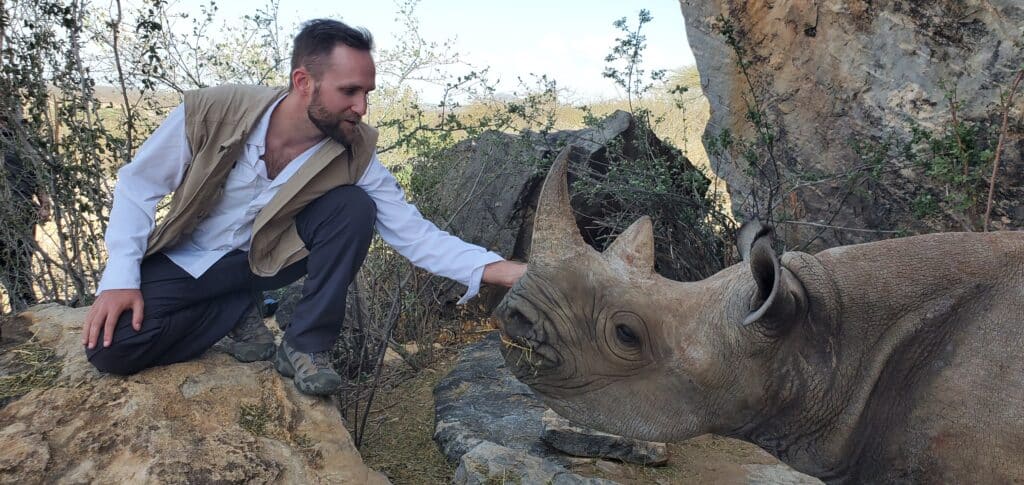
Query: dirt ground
[{"left": 350, "top": 337, "right": 786, "bottom": 485}]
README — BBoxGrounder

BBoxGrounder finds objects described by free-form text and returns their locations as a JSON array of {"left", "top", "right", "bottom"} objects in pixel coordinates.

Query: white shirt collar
[{"left": 246, "top": 94, "right": 288, "bottom": 150}]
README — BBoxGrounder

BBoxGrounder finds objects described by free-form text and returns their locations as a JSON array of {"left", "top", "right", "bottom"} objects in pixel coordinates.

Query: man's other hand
[
  {"left": 83, "top": 289, "right": 143, "bottom": 349},
  {"left": 482, "top": 260, "right": 527, "bottom": 288},
  {"left": 36, "top": 191, "right": 52, "bottom": 223}
]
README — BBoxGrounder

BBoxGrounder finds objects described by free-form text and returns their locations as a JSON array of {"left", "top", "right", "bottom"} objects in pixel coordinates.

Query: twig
[
  {"left": 947, "top": 89, "right": 968, "bottom": 179},
  {"left": 110, "top": 0, "right": 134, "bottom": 162},
  {"left": 779, "top": 220, "right": 903, "bottom": 234},
  {"left": 984, "top": 68, "right": 1023, "bottom": 231}
]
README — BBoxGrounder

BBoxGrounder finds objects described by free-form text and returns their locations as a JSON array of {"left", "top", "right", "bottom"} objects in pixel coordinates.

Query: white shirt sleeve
[
  {"left": 357, "top": 153, "right": 503, "bottom": 303},
  {"left": 97, "top": 105, "right": 191, "bottom": 293}
]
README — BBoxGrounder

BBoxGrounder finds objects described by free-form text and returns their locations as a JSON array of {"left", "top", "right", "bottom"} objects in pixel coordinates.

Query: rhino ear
[
  {"left": 739, "top": 221, "right": 807, "bottom": 334},
  {"left": 604, "top": 216, "right": 655, "bottom": 274}
]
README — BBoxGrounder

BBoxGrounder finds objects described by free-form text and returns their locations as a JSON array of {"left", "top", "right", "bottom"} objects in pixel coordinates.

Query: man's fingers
[
  {"left": 131, "top": 298, "right": 144, "bottom": 331},
  {"left": 87, "top": 307, "right": 105, "bottom": 349},
  {"left": 103, "top": 311, "right": 118, "bottom": 348},
  {"left": 82, "top": 307, "right": 96, "bottom": 345}
]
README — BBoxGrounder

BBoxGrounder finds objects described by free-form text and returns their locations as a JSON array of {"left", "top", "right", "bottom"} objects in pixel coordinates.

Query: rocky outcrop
[
  {"left": 679, "top": 0, "right": 1023, "bottom": 248},
  {"left": 0, "top": 304, "right": 387, "bottom": 484},
  {"left": 417, "top": 110, "right": 725, "bottom": 313}
]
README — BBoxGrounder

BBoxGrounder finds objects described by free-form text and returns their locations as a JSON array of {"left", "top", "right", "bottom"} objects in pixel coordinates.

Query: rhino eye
[{"left": 615, "top": 324, "right": 639, "bottom": 347}]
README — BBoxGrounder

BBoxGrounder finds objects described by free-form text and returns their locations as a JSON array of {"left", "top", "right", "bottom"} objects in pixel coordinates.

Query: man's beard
[{"left": 307, "top": 86, "right": 359, "bottom": 147}]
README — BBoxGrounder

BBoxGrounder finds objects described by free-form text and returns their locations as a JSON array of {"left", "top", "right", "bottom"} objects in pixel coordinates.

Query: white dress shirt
[{"left": 99, "top": 98, "right": 502, "bottom": 303}]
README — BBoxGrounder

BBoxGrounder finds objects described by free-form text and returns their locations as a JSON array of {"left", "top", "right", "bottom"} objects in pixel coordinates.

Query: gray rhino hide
[{"left": 495, "top": 148, "right": 1024, "bottom": 484}]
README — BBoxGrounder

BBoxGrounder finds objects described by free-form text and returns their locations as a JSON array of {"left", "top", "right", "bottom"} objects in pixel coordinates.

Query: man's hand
[
  {"left": 83, "top": 289, "right": 143, "bottom": 349},
  {"left": 482, "top": 260, "right": 527, "bottom": 288},
  {"left": 36, "top": 191, "right": 52, "bottom": 223}
]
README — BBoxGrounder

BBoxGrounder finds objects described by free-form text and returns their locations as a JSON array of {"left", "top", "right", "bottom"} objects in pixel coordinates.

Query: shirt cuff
[
  {"left": 96, "top": 258, "right": 142, "bottom": 295},
  {"left": 456, "top": 252, "right": 505, "bottom": 304}
]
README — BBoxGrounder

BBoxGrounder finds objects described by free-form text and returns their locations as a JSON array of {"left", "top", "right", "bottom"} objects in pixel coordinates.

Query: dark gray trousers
[{"left": 87, "top": 185, "right": 376, "bottom": 375}]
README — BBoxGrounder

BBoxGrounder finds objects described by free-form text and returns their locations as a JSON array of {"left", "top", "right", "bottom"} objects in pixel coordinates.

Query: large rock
[
  {"left": 0, "top": 304, "right": 388, "bottom": 484},
  {"left": 679, "top": 0, "right": 1023, "bottom": 247},
  {"left": 416, "top": 110, "right": 723, "bottom": 313}
]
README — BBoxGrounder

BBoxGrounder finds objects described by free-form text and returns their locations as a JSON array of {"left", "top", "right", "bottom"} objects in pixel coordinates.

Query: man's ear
[
  {"left": 291, "top": 68, "right": 313, "bottom": 96},
  {"left": 737, "top": 221, "right": 807, "bottom": 335}
]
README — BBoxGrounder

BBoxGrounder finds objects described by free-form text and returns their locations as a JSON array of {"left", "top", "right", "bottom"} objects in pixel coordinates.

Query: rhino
[{"left": 495, "top": 149, "right": 1024, "bottom": 484}]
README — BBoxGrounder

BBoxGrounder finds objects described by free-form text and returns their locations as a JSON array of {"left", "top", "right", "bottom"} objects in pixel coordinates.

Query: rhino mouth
[{"left": 497, "top": 304, "right": 561, "bottom": 376}]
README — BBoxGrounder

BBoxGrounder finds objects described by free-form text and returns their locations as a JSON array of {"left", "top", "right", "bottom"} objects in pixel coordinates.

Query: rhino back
[{"left": 804, "top": 231, "right": 1024, "bottom": 483}]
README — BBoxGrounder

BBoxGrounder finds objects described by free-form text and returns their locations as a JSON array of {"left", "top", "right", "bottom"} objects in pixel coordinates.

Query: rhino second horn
[
  {"left": 530, "top": 146, "right": 592, "bottom": 263},
  {"left": 604, "top": 216, "right": 655, "bottom": 275}
]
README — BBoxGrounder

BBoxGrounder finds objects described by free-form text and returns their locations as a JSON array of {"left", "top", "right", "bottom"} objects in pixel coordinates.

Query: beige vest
[{"left": 144, "top": 84, "right": 379, "bottom": 276}]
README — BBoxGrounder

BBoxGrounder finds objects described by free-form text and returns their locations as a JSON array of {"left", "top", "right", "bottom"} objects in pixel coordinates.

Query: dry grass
[
  {"left": 0, "top": 340, "right": 62, "bottom": 402},
  {"left": 350, "top": 353, "right": 458, "bottom": 485}
]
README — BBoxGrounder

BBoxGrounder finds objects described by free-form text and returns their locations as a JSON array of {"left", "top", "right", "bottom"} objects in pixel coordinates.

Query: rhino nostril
[{"left": 503, "top": 309, "right": 535, "bottom": 340}]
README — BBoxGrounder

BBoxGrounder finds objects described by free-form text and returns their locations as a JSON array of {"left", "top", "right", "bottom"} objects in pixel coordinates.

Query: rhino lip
[{"left": 505, "top": 335, "right": 559, "bottom": 364}]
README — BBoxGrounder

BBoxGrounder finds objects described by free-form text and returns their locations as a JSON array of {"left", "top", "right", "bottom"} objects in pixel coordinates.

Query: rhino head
[{"left": 495, "top": 147, "right": 810, "bottom": 443}]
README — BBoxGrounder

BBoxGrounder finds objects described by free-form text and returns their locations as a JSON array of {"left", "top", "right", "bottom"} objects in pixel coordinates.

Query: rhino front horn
[{"left": 530, "top": 146, "right": 592, "bottom": 264}]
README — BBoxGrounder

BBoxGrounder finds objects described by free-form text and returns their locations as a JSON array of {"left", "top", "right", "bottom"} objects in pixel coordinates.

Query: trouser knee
[
  {"left": 86, "top": 347, "right": 146, "bottom": 376},
  {"left": 296, "top": 185, "right": 376, "bottom": 243}
]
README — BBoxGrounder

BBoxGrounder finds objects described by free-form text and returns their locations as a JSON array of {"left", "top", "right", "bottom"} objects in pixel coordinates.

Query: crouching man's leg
[
  {"left": 270, "top": 185, "right": 375, "bottom": 396},
  {"left": 86, "top": 253, "right": 260, "bottom": 374}
]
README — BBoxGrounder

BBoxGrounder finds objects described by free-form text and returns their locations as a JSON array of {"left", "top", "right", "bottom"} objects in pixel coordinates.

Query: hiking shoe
[
  {"left": 274, "top": 340, "right": 342, "bottom": 396},
  {"left": 221, "top": 305, "right": 276, "bottom": 362}
]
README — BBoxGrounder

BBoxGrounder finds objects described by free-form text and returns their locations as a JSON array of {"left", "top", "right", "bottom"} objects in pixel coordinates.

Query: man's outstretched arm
[
  {"left": 482, "top": 260, "right": 527, "bottom": 288},
  {"left": 358, "top": 153, "right": 525, "bottom": 301}
]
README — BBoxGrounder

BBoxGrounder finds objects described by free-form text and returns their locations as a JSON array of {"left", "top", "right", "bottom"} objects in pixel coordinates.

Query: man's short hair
[{"left": 290, "top": 19, "right": 374, "bottom": 89}]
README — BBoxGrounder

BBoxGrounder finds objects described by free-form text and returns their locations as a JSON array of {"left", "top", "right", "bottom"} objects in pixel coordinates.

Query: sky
[{"left": 170, "top": 0, "right": 695, "bottom": 103}]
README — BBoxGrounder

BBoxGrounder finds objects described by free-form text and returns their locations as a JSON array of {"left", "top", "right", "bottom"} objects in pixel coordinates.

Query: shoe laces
[{"left": 309, "top": 350, "right": 334, "bottom": 369}]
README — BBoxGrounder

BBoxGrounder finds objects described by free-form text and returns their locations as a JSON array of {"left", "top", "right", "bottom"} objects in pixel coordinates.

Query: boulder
[
  {"left": 414, "top": 110, "right": 725, "bottom": 314},
  {"left": 0, "top": 304, "right": 388, "bottom": 484},
  {"left": 680, "top": 0, "right": 1023, "bottom": 247}
]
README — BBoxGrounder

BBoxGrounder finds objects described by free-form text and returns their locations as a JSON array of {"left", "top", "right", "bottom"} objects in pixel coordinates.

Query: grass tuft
[{"left": 0, "top": 341, "right": 62, "bottom": 401}]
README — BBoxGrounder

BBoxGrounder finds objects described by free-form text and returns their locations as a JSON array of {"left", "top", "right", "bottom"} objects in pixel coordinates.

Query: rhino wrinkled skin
[{"left": 495, "top": 148, "right": 1024, "bottom": 484}]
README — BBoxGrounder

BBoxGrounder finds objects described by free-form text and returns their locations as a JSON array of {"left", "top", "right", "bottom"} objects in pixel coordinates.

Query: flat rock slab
[
  {"left": 433, "top": 332, "right": 554, "bottom": 462},
  {"left": 542, "top": 409, "right": 668, "bottom": 465},
  {"left": 454, "top": 441, "right": 617, "bottom": 485},
  {"left": 435, "top": 332, "right": 613, "bottom": 483}
]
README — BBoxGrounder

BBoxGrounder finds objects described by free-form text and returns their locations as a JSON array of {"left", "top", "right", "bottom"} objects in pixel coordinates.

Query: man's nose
[{"left": 352, "top": 96, "right": 368, "bottom": 117}]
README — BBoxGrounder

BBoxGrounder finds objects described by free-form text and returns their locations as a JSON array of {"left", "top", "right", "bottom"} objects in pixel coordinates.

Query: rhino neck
[{"left": 737, "top": 243, "right": 992, "bottom": 483}]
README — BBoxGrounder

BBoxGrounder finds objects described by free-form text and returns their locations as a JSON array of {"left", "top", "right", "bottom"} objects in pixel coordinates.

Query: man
[
  {"left": 0, "top": 108, "right": 50, "bottom": 312},
  {"left": 83, "top": 19, "right": 526, "bottom": 396}
]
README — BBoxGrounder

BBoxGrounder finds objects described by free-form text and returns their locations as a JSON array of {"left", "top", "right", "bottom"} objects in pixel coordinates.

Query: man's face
[{"left": 306, "top": 44, "right": 376, "bottom": 146}]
